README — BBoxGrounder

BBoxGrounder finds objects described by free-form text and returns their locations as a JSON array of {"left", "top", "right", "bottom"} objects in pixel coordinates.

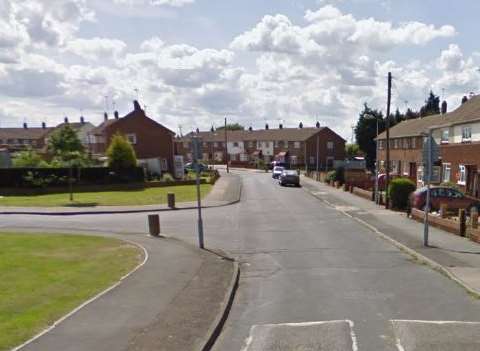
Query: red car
[{"left": 410, "top": 186, "right": 479, "bottom": 211}]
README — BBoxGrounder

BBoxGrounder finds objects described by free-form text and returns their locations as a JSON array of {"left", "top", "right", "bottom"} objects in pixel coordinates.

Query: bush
[
  {"left": 388, "top": 177, "right": 416, "bottom": 210},
  {"left": 325, "top": 167, "right": 345, "bottom": 184},
  {"left": 106, "top": 133, "right": 137, "bottom": 169},
  {"left": 12, "top": 149, "right": 49, "bottom": 168},
  {"left": 161, "top": 173, "right": 174, "bottom": 182},
  {"left": 325, "top": 170, "right": 336, "bottom": 183}
]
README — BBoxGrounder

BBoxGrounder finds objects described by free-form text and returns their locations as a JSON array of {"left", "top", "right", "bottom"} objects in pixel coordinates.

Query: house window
[
  {"left": 161, "top": 158, "right": 168, "bottom": 171},
  {"left": 441, "top": 130, "right": 449, "bottom": 144},
  {"left": 458, "top": 165, "right": 466, "bottom": 185},
  {"left": 285, "top": 141, "right": 289, "bottom": 148},
  {"left": 233, "top": 142, "right": 239, "bottom": 147},
  {"left": 393, "top": 139, "right": 399, "bottom": 149},
  {"left": 378, "top": 140, "right": 384, "bottom": 150},
  {"left": 240, "top": 153, "right": 249, "bottom": 162},
  {"left": 202, "top": 153, "right": 208, "bottom": 160},
  {"left": 411, "top": 137, "right": 416, "bottom": 149},
  {"left": 126, "top": 133, "right": 137, "bottom": 144},
  {"left": 403, "top": 138, "right": 409, "bottom": 149},
  {"left": 442, "top": 163, "right": 451, "bottom": 183},
  {"left": 290, "top": 156, "right": 297, "bottom": 165},
  {"left": 327, "top": 141, "right": 334, "bottom": 150},
  {"left": 309, "top": 156, "right": 315, "bottom": 164},
  {"left": 265, "top": 141, "right": 270, "bottom": 147},
  {"left": 462, "top": 126, "right": 472, "bottom": 142},
  {"left": 183, "top": 141, "right": 189, "bottom": 148},
  {"left": 294, "top": 141, "right": 300, "bottom": 149}
]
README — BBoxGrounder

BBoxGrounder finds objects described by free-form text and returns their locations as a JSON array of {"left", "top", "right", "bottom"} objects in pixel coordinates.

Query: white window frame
[
  {"left": 213, "top": 142, "right": 218, "bottom": 148},
  {"left": 462, "top": 126, "right": 472, "bottom": 142},
  {"left": 411, "top": 137, "right": 416, "bottom": 149},
  {"left": 161, "top": 158, "right": 168, "bottom": 171},
  {"left": 327, "top": 141, "right": 334, "bottom": 150},
  {"left": 458, "top": 165, "right": 466, "bottom": 185},
  {"left": 126, "top": 133, "right": 137, "bottom": 145},
  {"left": 294, "top": 141, "right": 301, "bottom": 149},
  {"left": 393, "top": 139, "right": 399, "bottom": 149},
  {"left": 442, "top": 163, "right": 451, "bottom": 183},
  {"left": 290, "top": 155, "right": 297, "bottom": 165}
]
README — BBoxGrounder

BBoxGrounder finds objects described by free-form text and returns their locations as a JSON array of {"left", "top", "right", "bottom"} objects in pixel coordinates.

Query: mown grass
[
  {"left": 0, "top": 232, "right": 142, "bottom": 350},
  {"left": 0, "top": 184, "right": 212, "bottom": 207}
]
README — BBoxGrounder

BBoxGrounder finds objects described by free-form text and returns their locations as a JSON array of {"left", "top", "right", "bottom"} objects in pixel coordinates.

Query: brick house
[
  {"left": 175, "top": 124, "right": 345, "bottom": 169},
  {"left": 90, "top": 101, "right": 175, "bottom": 175},
  {"left": 0, "top": 123, "right": 53, "bottom": 153},
  {"left": 45, "top": 117, "right": 96, "bottom": 154},
  {"left": 377, "top": 95, "right": 480, "bottom": 196}
]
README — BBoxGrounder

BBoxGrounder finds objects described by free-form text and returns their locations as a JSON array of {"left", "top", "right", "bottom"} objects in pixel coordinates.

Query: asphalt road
[{"left": 3, "top": 170, "right": 480, "bottom": 350}]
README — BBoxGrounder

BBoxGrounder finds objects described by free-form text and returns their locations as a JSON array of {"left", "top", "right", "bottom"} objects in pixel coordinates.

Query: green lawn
[
  {"left": 0, "top": 184, "right": 212, "bottom": 207},
  {"left": 0, "top": 232, "right": 142, "bottom": 351}
]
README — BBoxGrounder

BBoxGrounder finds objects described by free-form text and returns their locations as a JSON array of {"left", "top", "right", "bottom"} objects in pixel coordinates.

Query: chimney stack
[
  {"left": 210, "top": 125, "right": 214, "bottom": 132},
  {"left": 441, "top": 100, "right": 447, "bottom": 114},
  {"left": 279, "top": 123, "right": 283, "bottom": 129},
  {"left": 133, "top": 100, "right": 141, "bottom": 111},
  {"left": 104, "top": 112, "right": 108, "bottom": 121},
  {"left": 23, "top": 122, "right": 28, "bottom": 129},
  {"left": 299, "top": 122, "right": 303, "bottom": 129},
  {"left": 265, "top": 123, "right": 269, "bottom": 130},
  {"left": 316, "top": 121, "right": 320, "bottom": 128},
  {"left": 64, "top": 116, "right": 69, "bottom": 124},
  {"left": 196, "top": 127, "right": 200, "bottom": 133},
  {"left": 80, "top": 116, "right": 85, "bottom": 124},
  {"left": 42, "top": 122, "right": 46, "bottom": 129},
  {"left": 248, "top": 126, "right": 253, "bottom": 131},
  {"left": 114, "top": 111, "right": 119, "bottom": 119}
]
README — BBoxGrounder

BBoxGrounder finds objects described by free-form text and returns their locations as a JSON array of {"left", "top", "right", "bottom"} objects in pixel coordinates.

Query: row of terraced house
[
  {"left": 174, "top": 124, "right": 346, "bottom": 169},
  {"left": 377, "top": 95, "right": 480, "bottom": 198}
]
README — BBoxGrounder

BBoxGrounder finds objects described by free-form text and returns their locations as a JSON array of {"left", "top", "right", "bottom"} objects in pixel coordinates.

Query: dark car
[
  {"left": 279, "top": 170, "right": 300, "bottom": 187},
  {"left": 185, "top": 162, "right": 207, "bottom": 173},
  {"left": 410, "top": 186, "right": 479, "bottom": 211}
]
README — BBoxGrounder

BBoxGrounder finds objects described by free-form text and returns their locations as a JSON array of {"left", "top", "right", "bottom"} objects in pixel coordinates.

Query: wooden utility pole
[
  {"left": 385, "top": 72, "right": 392, "bottom": 209},
  {"left": 224, "top": 117, "right": 229, "bottom": 173}
]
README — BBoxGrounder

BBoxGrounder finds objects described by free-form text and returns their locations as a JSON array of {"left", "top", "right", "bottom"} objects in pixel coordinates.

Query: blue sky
[{"left": 1, "top": 0, "right": 479, "bottom": 138}]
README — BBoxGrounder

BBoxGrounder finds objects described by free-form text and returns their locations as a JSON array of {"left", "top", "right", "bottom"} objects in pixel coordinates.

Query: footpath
[
  {"left": 301, "top": 175, "right": 480, "bottom": 296},
  {"left": 0, "top": 171, "right": 241, "bottom": 216},
  {"left": 11, "top": 230, "right": 238, "bottom": 351}
]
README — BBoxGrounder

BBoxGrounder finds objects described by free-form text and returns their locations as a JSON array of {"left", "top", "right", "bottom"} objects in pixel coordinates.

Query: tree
[
  {"left": 48, "top": 124, "right": 85, "bottom": 165},
  {"left": 106, "top": 133, "right": 137, "bottom": 168},
  {"left": 12, "top": 149, "right": 49, "bottom": 168},
  {"left": 216, "top": 123, "right": 245, "bottom": 131},
  {"left": 419, "top": 91, "right": 440, "bottom": 117},
  {"left": 354, "top": 103, "right": 385, "bottom": 170},
  {"left": 345, "top": 144, "right": 361, "bottom": 159},
  {"left": 405, "top": 108, "right": 419, "bottom": 120}
]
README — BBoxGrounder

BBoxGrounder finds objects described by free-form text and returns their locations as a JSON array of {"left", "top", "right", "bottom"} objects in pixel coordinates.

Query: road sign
[{"left": 191, "top": 137, "right": 203, "bottom": 161}]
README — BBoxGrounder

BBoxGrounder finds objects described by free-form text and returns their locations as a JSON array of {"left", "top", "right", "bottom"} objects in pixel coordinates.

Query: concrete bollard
[
  {"left": 439, "top": 203, "right": 448, "bottom": 218},
  {"left": 148, "top": 214, "right": 160, "bottom": 237},
  {"left": 167, "top": 192, "right": 175, "bottom": 209},
  {"left": 471, "top": 207, "right": 479, "bottom": 229},
  {"left": 459, "top": 209, "right": 466, "bottom": 237}
]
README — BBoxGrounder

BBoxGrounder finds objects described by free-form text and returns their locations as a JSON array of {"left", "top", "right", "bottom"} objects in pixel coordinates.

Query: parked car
[
  {"left": 279, "top": 170, "right": 300, "bottom": 187},
  {"left": 185, "top": 162, "right": 207, "bottom": 173},
  {"left": 272, "top": 166, "right": 285, "bottom": 179},
  {"left": 410, "top": 186, "right": 480, "bottom": 211}
]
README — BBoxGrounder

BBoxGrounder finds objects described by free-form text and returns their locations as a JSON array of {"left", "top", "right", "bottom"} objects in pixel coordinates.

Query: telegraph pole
[
  {"left": 385, "top": 72, "right": 392, "bottom": 209},
  {"left": 224, "top": 117, "right": 229, "bottom": 173}
]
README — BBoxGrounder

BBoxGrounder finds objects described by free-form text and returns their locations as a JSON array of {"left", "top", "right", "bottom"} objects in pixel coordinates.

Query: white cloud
[
  {"left": 113, "top": 0, "right": 194, "bottom": 7},
  {"left": 65, "top": 37, "right": 127, "bottom": 60}
]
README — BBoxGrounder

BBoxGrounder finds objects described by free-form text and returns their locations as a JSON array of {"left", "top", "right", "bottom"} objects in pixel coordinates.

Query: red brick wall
[{"left": 305, "top": 128, "right": 345, "bottom": 169}]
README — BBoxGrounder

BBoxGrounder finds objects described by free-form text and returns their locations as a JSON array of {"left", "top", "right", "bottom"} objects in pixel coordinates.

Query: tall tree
[
  {"left": 419, "top": 91, "right": 440, "bottom": 117},
  {"left": 216, "top": 123, "right": 245, "bottom": 131},
  {"left": 354, "top": 103, "right": 385, "bottom": 170},
  {"left": 405, "top": 108, "right": 419, "bottom": 120},
  {"left": 345, "top": 144, "right": 362, "bottom": 159},
  {"left": 47, "top": 124, "right": 86, "bottom": 166}
]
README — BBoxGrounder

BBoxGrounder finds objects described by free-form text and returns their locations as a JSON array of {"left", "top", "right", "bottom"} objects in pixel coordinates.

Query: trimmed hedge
[
  {"left": 388, "top": 177, "right": 416, "bottom": 210},
  {"left": 0, "top": 167, "right": 144, "bottom": 188}
]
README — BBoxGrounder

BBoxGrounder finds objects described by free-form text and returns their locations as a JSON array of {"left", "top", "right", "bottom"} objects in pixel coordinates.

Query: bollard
[
  {"left": 167, "top": 192, "right": 175, "bottom": 209},
  {"left": 439, "top": 203, "right": 448, "bottom": 219},
  {"left": 471, "top": 207, "right": 479, "bottom": 229},
  {"left": 459, "top": 209, "right": 466, "bottom": 237},
  {"left": 148, "top": 214, "right": 160, "bottom": 237}
]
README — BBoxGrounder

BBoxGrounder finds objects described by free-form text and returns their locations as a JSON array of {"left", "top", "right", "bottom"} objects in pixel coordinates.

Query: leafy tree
[
  {"left": 106, "top": 133, "right": 137, "bottom": 168},
  {"left": 48, "top": 124, "right": 85, "bottom": 165},
  {"left": 405, "top": 108, "right": 419, "bottom": 120},
  {"left": 419, "top": 91, "right": 440, "bottom": 117},
  {"left": 216, "top": 123, "right": 245, "bottom": 131},
  {"left": 345, "top": 144, "right": 361, "bottom": 159},
  {"left": 354, "top": 103, "right": 385, "bottom": 170},
  {"left": 12, "top": 149, "right": 49, "bottom": 168}
]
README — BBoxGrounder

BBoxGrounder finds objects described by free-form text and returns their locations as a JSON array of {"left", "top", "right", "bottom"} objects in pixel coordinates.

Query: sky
[{"left": 1, "top": 0, "right": 480, "bottom": 140}]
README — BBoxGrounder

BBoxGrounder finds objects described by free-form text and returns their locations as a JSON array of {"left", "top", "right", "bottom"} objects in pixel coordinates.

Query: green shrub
[
  {"left": 106, "top": 133, "right": 137, "bottom": 168},
  {"left": 161, "top": 173, "right": 174, "bottom": 182},
  {"left": 388, "top": 177, "right": 416, "bottom": 210},
  {"left": 325, "top": 170, "right": 336, "bottom": 183}
]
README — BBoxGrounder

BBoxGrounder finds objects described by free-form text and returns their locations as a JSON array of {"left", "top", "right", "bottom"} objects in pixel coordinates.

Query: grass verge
[
  {"left": 0, "top": 232, "right": 142, "bottom": 350},
  {"left": 0, "top": 184, "right": 212, "bottom": 207}
]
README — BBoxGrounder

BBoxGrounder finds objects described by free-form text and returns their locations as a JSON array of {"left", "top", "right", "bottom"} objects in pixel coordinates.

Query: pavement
[
  {"left": 6, "top": 230, "right": 236, "bottom": 351},
  {"left": 0, "top": 171, "right": 241, "bottom": 215},
  {"left": 300, "top": 175, "right": 480, "bottom": 295},
  {"left": 4, "top": 170, "right": 480, "bottom": 350}
]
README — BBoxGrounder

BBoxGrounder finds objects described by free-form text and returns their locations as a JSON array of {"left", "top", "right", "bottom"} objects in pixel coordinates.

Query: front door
[
  {"left": 409, "top": 162, "right": 417, "bottom": 181},
  {"left": 466, "top": 165, "right": 477, "bottom": 196}
]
